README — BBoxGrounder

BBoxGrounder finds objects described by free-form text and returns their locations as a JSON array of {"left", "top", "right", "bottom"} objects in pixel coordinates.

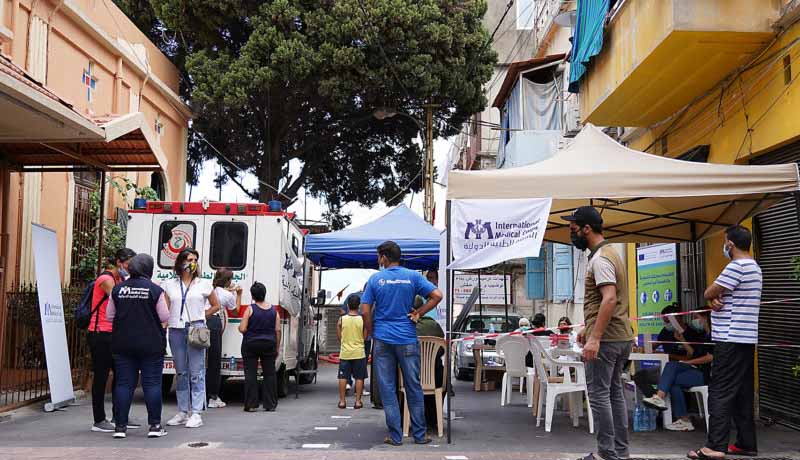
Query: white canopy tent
[
  {"left": 439, "top": 124, "right": 800, "bottom": 442},
  {"left": 447, "top": 124, "right": 800, "bottom": 244}
]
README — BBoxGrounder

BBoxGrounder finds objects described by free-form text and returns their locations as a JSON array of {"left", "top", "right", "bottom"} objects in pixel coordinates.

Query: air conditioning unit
[{"left": 563, "top": 97, "right": 582, "bottom": 137}]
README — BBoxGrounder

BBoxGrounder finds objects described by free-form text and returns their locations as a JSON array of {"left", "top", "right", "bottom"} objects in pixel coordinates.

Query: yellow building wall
[
  {"left": 612, "top": 12, "right": 800, "bottom": 312},
  {"left": 1, "top": 0, "right": 189, "bottom": 288}
]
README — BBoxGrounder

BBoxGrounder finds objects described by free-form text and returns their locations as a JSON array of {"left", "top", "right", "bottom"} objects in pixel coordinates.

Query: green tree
[{"left": 130, "top": 0, "right": 495, "bottom": 226}]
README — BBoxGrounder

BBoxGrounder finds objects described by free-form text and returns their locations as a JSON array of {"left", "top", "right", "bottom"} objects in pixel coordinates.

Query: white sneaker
[
  {"left": 207, "top": 397, "right": 226, "bottom": 409},
  {"left": 185, "top": 413, "right": 203, "bottom": 428},
  {"left": 642, "top": 395, "right": 668, "bottom": 410},
  {"left": 363, "top": 390, "right": 370, "bottom": 396},
  {"left": 665, "top": 419, "right": 695, "bottom": 432},
  {"left": 166, "top": 412, "right": 189, "bottom": 426}
]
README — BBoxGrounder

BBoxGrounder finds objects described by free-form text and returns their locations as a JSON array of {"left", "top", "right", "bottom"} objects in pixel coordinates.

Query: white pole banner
[
  {"left": 448, "top": 198, "right": 552, "bottom": 270},
  {"left": 435, "top": 230, "right": 447, "bottom": 328},
  {"left": 32, "top": 224, "right": 74, "bottom": 410}
]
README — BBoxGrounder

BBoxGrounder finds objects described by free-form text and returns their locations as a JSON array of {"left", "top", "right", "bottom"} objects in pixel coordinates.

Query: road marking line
[
  {"left": 314, "top": 426, "right": 338, "bottom": 431},
  {"left": 331, "top": 415, "right": 351, "bottom": 419},
  {"left": 445, "top": 456, "right": 469, "bottom": 460},
  {"left": 302, "top": 444, "right": 331, "bottom": 449}
]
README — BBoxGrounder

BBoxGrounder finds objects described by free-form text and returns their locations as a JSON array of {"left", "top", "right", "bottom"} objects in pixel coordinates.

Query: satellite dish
[{"left": 554, "top": 10, "right": 576, "bottom": 28}]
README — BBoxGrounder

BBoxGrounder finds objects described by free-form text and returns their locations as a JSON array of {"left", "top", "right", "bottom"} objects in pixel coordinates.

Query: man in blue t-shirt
[{"left": 360, "top": 241, "right": 442, "bottom": 446}]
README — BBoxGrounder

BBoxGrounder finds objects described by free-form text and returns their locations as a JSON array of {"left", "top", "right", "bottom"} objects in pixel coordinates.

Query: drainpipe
[{"left": 13, "top": 173, "right": 23, "bottom": 288}]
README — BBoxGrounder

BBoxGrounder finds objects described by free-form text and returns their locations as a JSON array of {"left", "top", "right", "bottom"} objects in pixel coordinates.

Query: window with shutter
[
  {"left": 26, "top": 16, "right": 48, "bottom": 83},
  {"left": 526, "top": 256, "right": 545, "bottom": 300},
  {"left": 551, "top": 243, "right": 575, "bottom": 302}
]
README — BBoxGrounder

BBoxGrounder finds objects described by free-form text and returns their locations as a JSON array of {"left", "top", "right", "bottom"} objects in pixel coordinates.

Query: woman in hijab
[{"left": 107, "top": 254, "right": 170, "bottom": 439}]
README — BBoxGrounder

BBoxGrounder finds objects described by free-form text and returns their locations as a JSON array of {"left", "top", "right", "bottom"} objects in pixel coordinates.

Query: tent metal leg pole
[{"left": 445, "top": 199, "right": 453, "bottom": 444}]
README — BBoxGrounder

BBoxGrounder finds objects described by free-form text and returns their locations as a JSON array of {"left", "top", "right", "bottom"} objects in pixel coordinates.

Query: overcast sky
[{"left": 186, "top": 137, "right": 455, "bottom": 302}]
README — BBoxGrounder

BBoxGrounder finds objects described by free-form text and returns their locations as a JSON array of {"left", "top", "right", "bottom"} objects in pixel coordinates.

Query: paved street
[{"left": 1, "top": 363, "right": 798, "bottom": 460}]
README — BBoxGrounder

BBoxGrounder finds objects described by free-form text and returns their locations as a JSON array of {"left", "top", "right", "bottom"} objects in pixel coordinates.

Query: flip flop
[
  {"left": 384, "top": 436, "right": 402, "bottom": 446},
  {"left": 687, "top": 448, "right": 725, "bottom": 460},
  {"left": 337, "top": 402, "right": 346, "bottom": 409},
  {"left": 354, "top": 401, "right": 363, "bottom": 410}
]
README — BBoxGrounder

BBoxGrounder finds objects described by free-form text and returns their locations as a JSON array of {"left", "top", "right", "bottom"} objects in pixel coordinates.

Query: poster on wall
[
  {"left": 32, "top": 224, "right": 75, "bottom": 411},
  {"left": 636, "top": 243, "right": 678, "bottom": 341},
  {"left": 453, "top": 274, "right": 512, "bottom": 305}
]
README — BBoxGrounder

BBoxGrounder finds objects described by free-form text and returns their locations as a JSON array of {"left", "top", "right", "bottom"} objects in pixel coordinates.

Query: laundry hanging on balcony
[{"left": 568, "top": 0, "right": 612, "bottom": 93}]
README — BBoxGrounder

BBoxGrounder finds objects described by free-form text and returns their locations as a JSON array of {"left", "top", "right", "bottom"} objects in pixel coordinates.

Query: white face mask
[{"left": 723, "top": 243, "right": 731, "bottom": 260}]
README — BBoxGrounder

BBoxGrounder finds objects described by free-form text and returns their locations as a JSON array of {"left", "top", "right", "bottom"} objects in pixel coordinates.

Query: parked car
[{"left": 454, "top": 311, "right": 520, "bottom": 381}]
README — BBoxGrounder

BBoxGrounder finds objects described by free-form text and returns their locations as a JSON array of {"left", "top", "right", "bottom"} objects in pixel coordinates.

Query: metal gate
[{"left": 751, "top": 144, "right": 800, "bottom": 429}]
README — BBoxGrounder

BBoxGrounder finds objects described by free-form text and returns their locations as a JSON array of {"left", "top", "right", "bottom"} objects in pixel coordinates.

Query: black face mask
[{"left": 571, "top": 230, "right": 589, "bottom": 251}]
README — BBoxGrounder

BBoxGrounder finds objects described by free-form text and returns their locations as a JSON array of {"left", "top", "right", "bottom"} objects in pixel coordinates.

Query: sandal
[
  {"left": 337, "top": 401, "right": 346, "bottom": 409},
  {"left": 687, "top": 448, "right": 725, "bottom": 460},
  {"left": 383, "top": 436, "right": 402, "bottom": 446},
  {"left": 354, "top": 401, "right": 363, "bottom": 410}
]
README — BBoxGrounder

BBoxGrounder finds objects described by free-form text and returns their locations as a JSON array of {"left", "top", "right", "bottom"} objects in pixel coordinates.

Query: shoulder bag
[{"left": 180, "top": 280, "right": 211, "bottom": 349}]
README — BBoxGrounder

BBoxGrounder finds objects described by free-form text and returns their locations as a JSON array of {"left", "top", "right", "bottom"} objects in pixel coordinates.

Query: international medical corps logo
[
  {"left": 378, "top": 279, "right": 386, "bottom": 286},
  {"left": 464, "top": 219, "right": 494, "bottom": 240},
  {"left": 119, "top": 286, "right": 131, "bottom": 296}
]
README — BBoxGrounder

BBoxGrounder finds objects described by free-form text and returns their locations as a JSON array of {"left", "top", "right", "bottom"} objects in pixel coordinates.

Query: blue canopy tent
[{"left": 305, "top": 204, "right": 440, "bottom": 270}]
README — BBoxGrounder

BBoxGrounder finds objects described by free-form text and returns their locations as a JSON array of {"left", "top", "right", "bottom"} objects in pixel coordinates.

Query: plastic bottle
[
  {"left": 647, "top": 408, "right": 656, "bottom": 431},
  {"left": 229, "top": 356, "right": 236, "bottom": 370},
  {"left": 633, "top": 405, "right": 642, "bottom": 432},
  {"left": 489, "top": 323, "right": 496, "bottom": 333}
]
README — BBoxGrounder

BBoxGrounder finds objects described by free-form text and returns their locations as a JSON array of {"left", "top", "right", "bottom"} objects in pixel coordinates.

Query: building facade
[
  {"left": 572, "top": 0, "right": 800, "bottom": 427},
  {"left": 0, "top": 0, "right": 190, "bottom": 291}
]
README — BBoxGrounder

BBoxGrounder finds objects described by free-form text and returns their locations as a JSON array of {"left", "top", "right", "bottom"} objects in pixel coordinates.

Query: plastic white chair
[
  {"left": 496, "top": 336, "right": 533, "bottom": 407},
  {"left": 400, "top": 336, "right": 447, "bottom": 438},
  {"left": 530, "top": 338, "right": 593, "bottom": 433},
  {"left": 688, "top": 385, "right": 709, "bottom": 431}
]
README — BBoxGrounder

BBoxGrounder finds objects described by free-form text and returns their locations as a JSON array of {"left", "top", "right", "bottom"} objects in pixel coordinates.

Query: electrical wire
[{"left": 195, "top": 132, "right": 296, "bottom": 202}]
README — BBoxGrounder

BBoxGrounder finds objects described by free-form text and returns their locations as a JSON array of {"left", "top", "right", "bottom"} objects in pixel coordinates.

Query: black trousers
[
  {"left": 88, "top": 332, "right": 116, "bottom": 424},
  {"left": 205, "top": 315, "right": 223, "bottom": 400},
  {"left": 242, "top": 339, "right": 277, "bottom": 410},
  {"left": 632, "top": 366, "right": 660, "bottom": 398},
  {"left": 706, "top": 342, "right": 757, "bottom": 453}
]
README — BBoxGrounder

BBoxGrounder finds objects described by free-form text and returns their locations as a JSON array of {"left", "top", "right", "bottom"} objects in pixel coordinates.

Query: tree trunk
[{"left": 258, "top": 125, "right": 283, "bottom": 204}]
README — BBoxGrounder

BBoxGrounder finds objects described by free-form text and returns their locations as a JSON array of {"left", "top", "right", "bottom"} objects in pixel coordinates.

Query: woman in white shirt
[
  {"left": 206, "top": 268, "right": 242, "bottom": 409},
  {"left": 161, "top": 248, "right": 220, "bottom": 428}
]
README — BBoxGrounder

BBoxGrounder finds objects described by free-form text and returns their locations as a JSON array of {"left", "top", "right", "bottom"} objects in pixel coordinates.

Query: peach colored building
[{"left": 0, "top": 0, "right": 191, "bottom": 296}]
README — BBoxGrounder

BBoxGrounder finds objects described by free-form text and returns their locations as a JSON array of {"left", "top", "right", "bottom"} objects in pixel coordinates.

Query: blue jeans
[
  {"left": 374, "top": 339, "right": 426, "bottom": 443},
  {"left": 657, "top": 361, "right": 705, "bottom": 417},
  {"left": 169, "top": 324, "right": 207, "bottom": 413},
  {"left": 113, "top": 353, "right": 164, "bottom": 426}
]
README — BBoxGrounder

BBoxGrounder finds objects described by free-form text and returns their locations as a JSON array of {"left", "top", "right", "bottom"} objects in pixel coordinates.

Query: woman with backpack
[
  {"left": 161, "top": 248, "right": 220, "bottom": 428},
  {"left": 87, "top": 248, "right": 136, "bottom": 434}
]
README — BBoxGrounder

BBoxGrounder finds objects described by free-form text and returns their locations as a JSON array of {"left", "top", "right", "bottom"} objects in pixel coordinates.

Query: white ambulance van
[{"left": 125, "top": 200, "right": 318, "bottom": 397}]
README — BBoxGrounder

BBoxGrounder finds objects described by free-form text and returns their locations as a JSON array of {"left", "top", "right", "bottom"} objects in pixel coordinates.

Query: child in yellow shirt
[{"left": 337, "top": 294, "right": 367, "bottom": 409}]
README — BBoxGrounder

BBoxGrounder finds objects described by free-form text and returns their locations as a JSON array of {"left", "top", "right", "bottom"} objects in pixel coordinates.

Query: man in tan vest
[{"left": 563, "top": 206, "right": 634, "bottom": 460}]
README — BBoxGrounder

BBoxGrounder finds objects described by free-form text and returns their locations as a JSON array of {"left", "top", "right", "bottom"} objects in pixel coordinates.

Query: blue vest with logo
[{"left": 111, "top": 277, "right": 165, "bottom": 356}]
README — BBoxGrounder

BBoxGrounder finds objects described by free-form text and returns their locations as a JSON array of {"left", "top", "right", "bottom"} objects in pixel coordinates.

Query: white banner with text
[
  {"left": 448, "top": 198, "right": 551, "bottom": 270},
  {"left": 32, "top": 224, "right": 74, "bottom": 409}
]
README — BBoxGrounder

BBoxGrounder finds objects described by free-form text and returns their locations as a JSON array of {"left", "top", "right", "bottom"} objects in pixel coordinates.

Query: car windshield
[{"left": 465, "top": 315, "right": 519, "bottom": 333}]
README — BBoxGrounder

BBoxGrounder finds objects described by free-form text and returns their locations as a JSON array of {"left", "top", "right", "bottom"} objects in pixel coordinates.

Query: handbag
[{"left": 180, "top": 280, "right": 211, "bottom": 349}]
